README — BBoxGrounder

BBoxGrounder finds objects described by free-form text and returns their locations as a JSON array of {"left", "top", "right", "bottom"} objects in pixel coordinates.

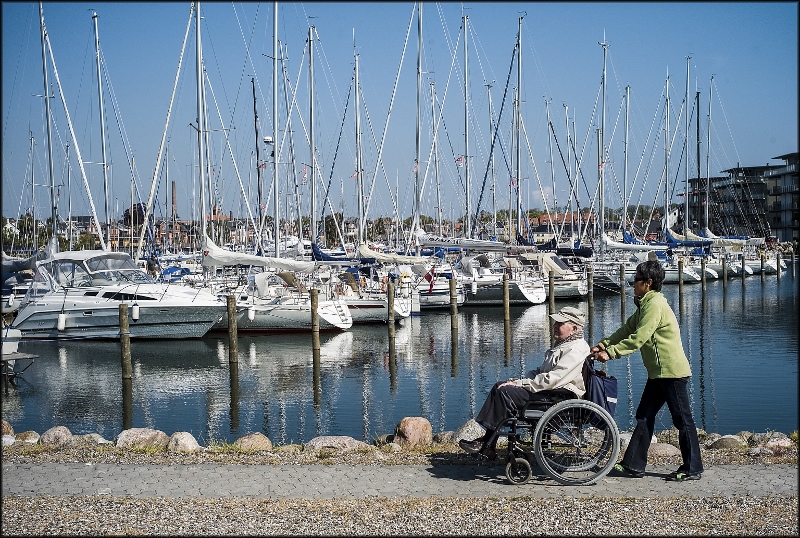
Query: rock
[
  {"left": 750, "top": 431, "right": 789, "bottom": 447},
  {"left": 748, "top": 447, "right": 774, "bottom": 456},
  {"left": 2, "top": 420, "right": 13, "bottom": 436},
  {"left": 703, "top": 433, "right": 722, "bottom": 447},
  {"left": 386, "top": 442, "right": 402, "bottom": 452},
  {"left": 273, "top": 444, "right": 302, "bottom": 455},
  {"left": 115, "top": 428, "right": 169, "bottom": 451},
  {"left": 736, "top": 431, "right": 754, "bottom": 445},
  {"left": 374, "top": 434, "right": 395, "bottom": 446},
  {"left": 15, "top": 431, "right": 40, "bottom": 443},
  {"left": 234, "top": 432, "right": 273, "bottom": 452},
  {"left": 765, "top": 437, "right": 794, "bottom": 449},
  {"left": 2, "top": 435, "right": 15, "bottom": 447},
  {"left": 304, "top": 435, "right": 367, "bottom": 452},
  {"left": 648, "top": 442, "right": 681, "bottom": 457},
  {"left": 433, "top": 431, "right": 453, "bottom": 444},
  {"left": 393, "top": 417, "right": 433, "bottom": 447},
  {"left": 40, "top": 426, "right": 73, "bottom": 446},
  {"left": 709, "top": 435, "right": 746, "bottom": 450},
  {"left": 167, "top": 432, "right": 202, "bottom": 453},
  {"left": 78, "top": 433, "right": 112, "bottom": 445},
  {"left": 451, "top": 419, "right": 485, "bottom": 444}
]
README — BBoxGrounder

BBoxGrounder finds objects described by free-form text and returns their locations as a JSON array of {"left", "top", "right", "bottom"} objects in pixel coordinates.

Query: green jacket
[{"left": 597, "top": 290, "right": 691, "bottom": 379}]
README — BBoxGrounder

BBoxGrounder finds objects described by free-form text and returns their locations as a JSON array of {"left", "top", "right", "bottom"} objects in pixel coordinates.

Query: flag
[
  {"left": 423, "top": 266, "right": 436, "bottom": 293},
  {"left": 302, "top": 166, "right": 307, "bottom": 178},
  {"left": 258, "top": 162, "right": 267, "bottom": 169},
  {"left": 351, "top": 170, "right": 358, "bottom": 178},
  {"left": 455, "top": 155, "right": 463, "bottom": 167},
  {"left": 412, "top": 163, "right": 418, "bottom": 174},
  {"left": 511, "top": 177, "right": 517, "bottom": 188}
]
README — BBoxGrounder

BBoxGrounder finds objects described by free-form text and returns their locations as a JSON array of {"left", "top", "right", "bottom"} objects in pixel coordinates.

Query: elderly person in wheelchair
[{"left": 459, "top": 306, "right": 589, "bottom": 461}]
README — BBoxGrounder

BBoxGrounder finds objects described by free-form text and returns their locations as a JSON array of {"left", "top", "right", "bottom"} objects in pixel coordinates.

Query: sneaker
[
  {"left": 612, "top": 463, "right": 645, "bottom": 478},
  {"left": 458, "top": 439, "right": 484, "bottom": 454},
  {"left": 665, "top": 471, "right": 702, "bottom": 482}
]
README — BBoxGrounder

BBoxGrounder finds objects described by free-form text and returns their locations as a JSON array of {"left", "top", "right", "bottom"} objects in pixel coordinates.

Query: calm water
[{"left": 3, "top": 272, "right": 798, "bottom": 445}]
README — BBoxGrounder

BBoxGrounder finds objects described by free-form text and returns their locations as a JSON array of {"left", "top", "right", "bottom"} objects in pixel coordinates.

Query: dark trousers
[
  {"left": 622, "top": 377, "right": 704, "bottom": 474},
  {"left": 475, "top": 381, "right": 574, "bottom": 447}
]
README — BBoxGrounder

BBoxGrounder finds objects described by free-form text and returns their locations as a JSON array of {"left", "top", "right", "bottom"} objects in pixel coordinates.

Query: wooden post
[
  {"left": 450, "top": 326, "right": 458, "bottom": 378},
  {"left": 678, "top": 258, "right": 684, "bottom": 288},
  {"left": 119, "top": 303, "right": 132, "bottom": 380},
  {"left": 619, "top": 263, "right": 626, "bottom": 311},
  {"left": 548, "top": 269, "right": 555, "bottom": 314},
  {"left": 791, "top": 247, "right": 796, "bottom": 278},
  {"left": 760, "top": 252, "right": 765, "bottom": 275},
  {"left": 122, "top": 379, "right": 132, "bottom": 431},
  {"left": 701, "top": 257, "right": 707, "bottom": 289},
  {"left": 387, "top": 281, "right": 396, "bottom": 337},
  {"left": 388, "top": 336, "right": 397, "bottom": 393},
  {"left": 312, "top": 345, "right": 322, "bottom": 408},
  {"left": 311, "top": 288, "right": 320, "bottom": 349},
  {"left": 587, "top": 264, "right": 594, "bottom": 310},
  {"left": 226, "top": 295, "right": 238, "bottom": 363},
  {"left": 502, "top": 273, "right": 510, "bottom": 322},
  {"left": 449, "top": 277, "right": 458, "bottom": 329},
  {"left": 722, "top": 257, "right": 728, "bottom": 286},
  {"left": 229, "top": 361, "right": 240, "bottom": 431},
  {"left": 741, "top": 254, "right": 746, "bottom": 282}
]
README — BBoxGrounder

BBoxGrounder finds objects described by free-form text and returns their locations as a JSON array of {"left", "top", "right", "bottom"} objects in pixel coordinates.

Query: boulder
[
  {"left": 750, "top": 431, "right": 790, "bottom": 447},
  {"left": 373, "top": 433, "right": 395, "bottom": 447},
  {"left": 78, "top": 433, "right": 112, "bottom": 445},
  {"left": 2, "top": 435, "right": 15, "bottom": 447},
  {"left": 433, "top": 431, "right": 454, "bottom": 444},
  {"left": 1, "top": 420, "right": 13, "bottom": 436},
  {"left": 15, "top": 431, "right": 40, "bottom": 443},
  {"left": 40, "top": 426, "right": 73, "bottom": 446},
  {"left": 765, "top": 437, "right": 795, "bottom": 449},
  {"left": 708, "top": 435, "right": 746, "bottom": 450},
  {"left": 451, "top": 419, "right": 485, "bottom": 444},
  {"left": 393, "top": 417, "right": 433, "bottom": 447},
  {"left": 167, "top": 432, "right": 202, "bottom": 453},
  {"left": 648, "top": 442, "right": 681, "bottom": 457},
  {"left": 273, "top": 444, "right": 302, "bottom": 455},
  {"left": 748, "top": 447, "right": 774, "bottom": 457},
  {"left": 233, "top": 432, "right": 273, "bottom": 452},
  {"left": 304, "top": 435, "right": 368, "bottom": 452},
  {"left": 703, "top": 433, "right": 722, "bottom": 448},
  {"left": 115, "top": 428, "right": 169, "bottom": 451}
]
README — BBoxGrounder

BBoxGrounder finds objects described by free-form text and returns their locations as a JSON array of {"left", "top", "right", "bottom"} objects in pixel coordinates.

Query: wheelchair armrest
[{"left": 523, "top": 409, "right": 545, "bottom": 420}]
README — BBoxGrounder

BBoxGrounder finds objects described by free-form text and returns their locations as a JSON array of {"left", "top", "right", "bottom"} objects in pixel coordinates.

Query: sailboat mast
[
  {"left": 683, "top": 55, "right": 690, "bottom": 236},
  {"left": 272, "top": 1, "right": 279, "bottom": 257},
  {"left": 309, "top": 25, "right": 317, "bottom": 245},
  {"left": 414, "top": 2, "right": 422, "bottom": 253},
  {"left": 705, "top": 76, "right": 713, "bottom": 232},
  {"left": 598, "top": 35, "right": 608, "bottom": 256},
  {"left": 624, "top": 85, "right": 630, "bottom": 231},
  {"left": 696, "top": 87, "right": 701, "bottom": 232},
  {"left": 67, "top": 143, "right": 73, "bottom": 251},
  {"left": 463, "top": 14, "right": 471, "bottom": 238},
  {"left": 39, "top": 2, "right": 57, "bottom": 248},
  {"left": 487, "top": 83, "right": 496, "bottom": 238},
  {"left": 431, "top": 82, "right": 443, "bottom": 238},
  {"left": 92, "top": 12, "right": 113, "bottom": 250},
  {"left": 664, "top": 70, "right": 670, "bottom": 234},
  {"left": 546, "top": 99, "right": 556, "bottom": 239},
  {"left": 355, "top": 51, "right": 364, "bottom": 244},
  {"left": 252, "top": 78, "right": 262, "bottom": 232},
  {"left": 195, "top": 2, "right": 208, "bottom": 246},
  {"left": 515, "top": 15, "right": 522, "bottom": 238}
]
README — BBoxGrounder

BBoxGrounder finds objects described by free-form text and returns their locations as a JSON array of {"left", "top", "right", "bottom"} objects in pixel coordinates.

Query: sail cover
[{"left": 202, "top": 236, "right": 316, "bottom": 273}]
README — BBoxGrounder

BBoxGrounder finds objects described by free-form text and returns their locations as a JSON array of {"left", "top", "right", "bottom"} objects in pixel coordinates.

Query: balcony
[
  {"left": 763, "top": 164, "right": 797, "bottom": 177},
  {"left": 771, "top": 184, "right": 800, "bottom": 195}
]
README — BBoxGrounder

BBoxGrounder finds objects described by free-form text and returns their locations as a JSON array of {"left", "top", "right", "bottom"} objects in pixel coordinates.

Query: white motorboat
[
  {"left": 457, "top": 254, "right": 546, "bottom": 305},
  {"left": 210, "top": 271, "right": 352, "bottom": 332},
  {"left": 328, "top": 271, "right": 412, "bottom": 324},
  {"left": 515, "top": 252, "right": 589, "bottom": 299},
  {"left": 11, "top": 250, "right": 226, "bottom": 340}
]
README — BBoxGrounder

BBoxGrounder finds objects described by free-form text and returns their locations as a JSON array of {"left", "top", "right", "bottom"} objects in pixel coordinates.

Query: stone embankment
[{"left": 2, "top": 417, "right": 797, "bottom": 465}]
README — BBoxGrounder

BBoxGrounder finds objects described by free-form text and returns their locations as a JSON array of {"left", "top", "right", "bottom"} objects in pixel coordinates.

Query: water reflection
[{"left": 5, "top": 276, "right": 798, "bottom": 442}]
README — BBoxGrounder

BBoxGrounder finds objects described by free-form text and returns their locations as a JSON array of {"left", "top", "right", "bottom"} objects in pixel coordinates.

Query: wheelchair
[{"left": 486, "top": 393, "right": 620, "bottom": 486}]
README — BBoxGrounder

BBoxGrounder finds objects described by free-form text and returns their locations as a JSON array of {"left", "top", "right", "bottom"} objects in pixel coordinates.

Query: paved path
[{"left": 3, "top": 462, "right": 796, "bottom": 499}]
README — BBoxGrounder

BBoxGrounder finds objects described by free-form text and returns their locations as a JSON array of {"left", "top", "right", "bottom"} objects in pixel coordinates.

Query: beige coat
[{"left": 512, "top": 338, "right": 589, "bottom": 397}]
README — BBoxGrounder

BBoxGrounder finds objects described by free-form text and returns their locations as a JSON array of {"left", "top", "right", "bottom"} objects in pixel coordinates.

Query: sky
[{"left": 2, "top": 2, "right": 797, "bottom": 229}]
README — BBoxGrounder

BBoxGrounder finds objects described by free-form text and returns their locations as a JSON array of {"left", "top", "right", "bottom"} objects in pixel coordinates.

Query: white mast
[
  {"left": 195, "top": 2, "right": 208, "bottom": 247},
  {"left": 705, "top": 76, "right": 713, "bottom": 232},
  {"left": 431, "top": 82, "right": 443, "bottom": 237},
  {"left": 514, "top": 15, "right": 522, "bottom": 238},
  {"left": 93, "top": 11, "right": 112, "bottom": 249},
  {"left": 664, "top": 69, "right": 670, "bottom": 235},
  {"left": 487, "top": 83, "right": 496, "bottom": 238},
  {"left": 624, "top": 85, "right": 630, "bottom": 231},
  {"left": 39, "top": 2, "right": 58, "bottom": 248},
  {"left": 598, "top": 34, "right": 608, "bottom": 255},
  {"left": 309, "top": 25, "right": 317, "bottom": 245},
  {"left": 272, "top": 2, "right": 280, "bottom": 256},
  {"left": 355, "top": 50, "right": 364, "bottom": 244},
  {"left": 414, "top": 1, "right": 422, "bottom": 253},
  {"left": 463, "top": 13, "right": 471, "bottom": 238},
  {"left": 684, "top": 55, "right": 690, "bottom": 236}
]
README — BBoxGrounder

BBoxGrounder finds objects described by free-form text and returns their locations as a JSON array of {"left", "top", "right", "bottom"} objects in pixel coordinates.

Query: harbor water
[{"left": 2, "top": 273, "right": 798, "bottom": 445}]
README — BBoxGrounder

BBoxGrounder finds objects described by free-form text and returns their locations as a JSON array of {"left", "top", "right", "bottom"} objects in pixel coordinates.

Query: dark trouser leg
[
  {"left": 662, "top": 377, "right": 704, "bottom": 474},
  {"left": 622, "top": 378, "right": 665, "bottom": 472},
  {"left": 475, "top": 382, "right": 532, "bottom": 447}
]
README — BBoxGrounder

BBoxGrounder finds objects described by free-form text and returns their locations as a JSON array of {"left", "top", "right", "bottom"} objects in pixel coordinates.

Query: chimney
[{"left": 171, "top": 181, "right": 178, "bottom": 219}]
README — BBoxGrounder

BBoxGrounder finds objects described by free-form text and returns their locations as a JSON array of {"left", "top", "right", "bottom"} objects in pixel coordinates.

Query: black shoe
[
  {"left": 665, "top": 470, "right": 702, "bottom": 482},
  {"left": 612, "top": 463, "right": 645, "bottom": 478},
  {"left": 458, "top": 439, "right": 484, "bottom": 454},
  {"left": 478, "top": 446, "right": 497, "bottom": 461}
]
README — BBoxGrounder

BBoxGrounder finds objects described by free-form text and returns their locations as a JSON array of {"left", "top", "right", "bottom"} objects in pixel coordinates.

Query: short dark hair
[{"left": 636, "top": 260, "right": 665, "bottom": 291}]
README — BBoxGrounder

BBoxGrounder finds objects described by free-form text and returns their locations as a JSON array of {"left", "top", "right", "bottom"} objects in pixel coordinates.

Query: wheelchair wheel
[
  {"left": 532, "top": 399, "right": 620, "bottom": 486},
  {"left": 505, "top": 457, "right": 532, "bottom": 485}
]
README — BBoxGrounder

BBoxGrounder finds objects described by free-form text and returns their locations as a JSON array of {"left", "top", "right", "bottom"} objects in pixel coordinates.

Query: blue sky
[{"left": 2, "top": 2, "right": 797, "bottom": 228}]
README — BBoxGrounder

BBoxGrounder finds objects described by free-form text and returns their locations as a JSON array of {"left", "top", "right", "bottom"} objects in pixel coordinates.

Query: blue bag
[{"left": 582, "top": 357, "right": 618, "bottom": 417}]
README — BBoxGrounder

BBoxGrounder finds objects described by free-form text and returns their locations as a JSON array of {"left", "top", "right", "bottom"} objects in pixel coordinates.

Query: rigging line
[
  {"left": 231, "top": 2, "right": 263, "bottom": 123},
  {"left": 469, "top": 41, "right": 516, "bottom": 238},
  {"left": 710, "top": 78, "right": 741, "bottom": 165},
  {"left": 203, "top": 70, "right": 258, "bottom": 236},
  {"left": 136, "top": 3, "right": 193, "bottom": 263},
  {"left": 317, "top": 83, "right": 351, "bottom": 248},
  {"left": 359, "top": 3, "right": 415, "bottom": 235}
]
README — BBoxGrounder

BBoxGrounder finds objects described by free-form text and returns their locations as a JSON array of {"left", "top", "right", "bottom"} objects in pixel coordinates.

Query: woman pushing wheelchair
[{"left": 459, "top": 306, "right": 589, "bottom": 461}]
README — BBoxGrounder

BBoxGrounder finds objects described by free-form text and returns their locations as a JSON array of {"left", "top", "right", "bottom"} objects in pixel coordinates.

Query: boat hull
[{"left": 212, "top": 298, "right": 352, "bottom": 332}]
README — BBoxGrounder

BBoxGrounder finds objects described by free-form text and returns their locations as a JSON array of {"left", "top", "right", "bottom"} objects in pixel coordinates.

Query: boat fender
[
  {"left": 57, "top": 312, "right": 67, "bottom": 331},
  {"left": 131, "top": 303, "right": 140, "bottom": 321},
  {"left": 248, "top": 305, "right": 256, "bottom": 321},
  {"left": 7, "top": 293, "right": 14, "bottom": 307}
]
